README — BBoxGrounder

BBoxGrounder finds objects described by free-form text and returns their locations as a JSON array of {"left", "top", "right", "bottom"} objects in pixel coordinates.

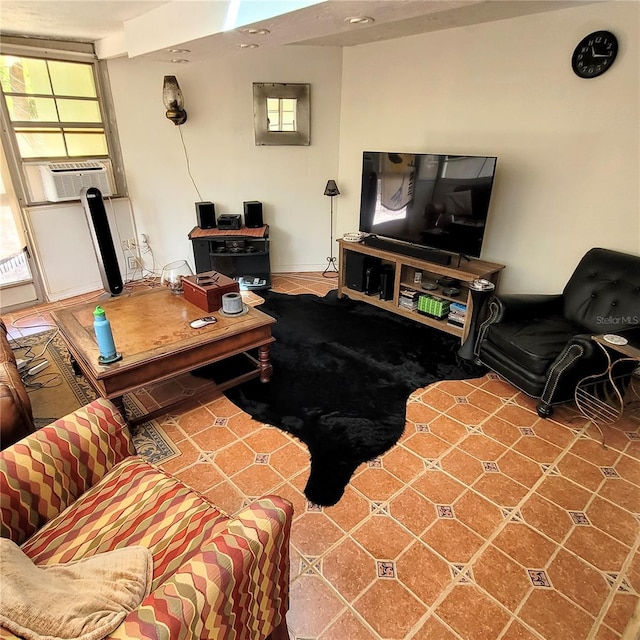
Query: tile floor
[{"left": 3, "top": 273, "right": 639, "bottom": 640}]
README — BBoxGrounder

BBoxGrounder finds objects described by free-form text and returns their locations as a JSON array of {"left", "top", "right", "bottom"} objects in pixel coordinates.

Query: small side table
[{"left": 574, "top": 332, "right": 640, "bottom": 447}]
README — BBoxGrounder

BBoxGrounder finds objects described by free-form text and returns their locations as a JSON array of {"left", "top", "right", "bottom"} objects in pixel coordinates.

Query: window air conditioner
[{"left": 39, "top": 161, "right": 113, "bottom": 202}]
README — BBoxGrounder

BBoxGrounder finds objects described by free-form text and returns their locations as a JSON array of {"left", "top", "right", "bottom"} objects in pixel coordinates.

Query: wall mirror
[{"left": 253, "top": 83, "right": 310, "bottom": 146}]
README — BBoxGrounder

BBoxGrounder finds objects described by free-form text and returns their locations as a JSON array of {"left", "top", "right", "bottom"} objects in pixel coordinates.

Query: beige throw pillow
[{"left": 0, "top": 538, "right": 152, "bottom": 640}]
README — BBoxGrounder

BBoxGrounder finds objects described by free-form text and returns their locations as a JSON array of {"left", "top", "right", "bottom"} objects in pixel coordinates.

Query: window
[
  {"left": 0, "top": 56, "right": 109, "bottom": 160},
  {"left": 0, "top": 37, "right": 125, "bottom": 205}
]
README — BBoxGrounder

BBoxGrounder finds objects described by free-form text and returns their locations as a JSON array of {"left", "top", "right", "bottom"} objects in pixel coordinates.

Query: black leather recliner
[{"left": 475, "top": 247, "right": 640, "bottom": 417}]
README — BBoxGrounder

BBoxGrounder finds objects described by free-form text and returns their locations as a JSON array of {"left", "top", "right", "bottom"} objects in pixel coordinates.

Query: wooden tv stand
[{"left": 337, "top": 239, "right": 505, "bottom": 343}]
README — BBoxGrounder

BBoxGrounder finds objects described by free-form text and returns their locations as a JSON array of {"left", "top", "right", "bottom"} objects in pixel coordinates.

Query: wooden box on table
[{"left": 182, "top": 271, "right": 240, "bottom": 312}]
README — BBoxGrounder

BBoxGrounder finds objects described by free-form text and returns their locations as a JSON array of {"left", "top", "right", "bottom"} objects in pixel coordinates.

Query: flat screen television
[{"left": 359, "top": 152, "right": 498, "bottom": 259}]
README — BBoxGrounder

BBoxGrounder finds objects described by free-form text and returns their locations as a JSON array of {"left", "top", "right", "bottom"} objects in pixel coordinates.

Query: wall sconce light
[
  {"left": 163, "top": 75, "right": 187, "bottom": 125},
  {"left": 323, "top": 179, "right": 340, "bottom": 278}
]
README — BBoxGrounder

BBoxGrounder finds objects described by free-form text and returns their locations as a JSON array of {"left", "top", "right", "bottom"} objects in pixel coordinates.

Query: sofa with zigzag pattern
[{"left": 0, "top": 398, "right": 292, "bottom": 640}]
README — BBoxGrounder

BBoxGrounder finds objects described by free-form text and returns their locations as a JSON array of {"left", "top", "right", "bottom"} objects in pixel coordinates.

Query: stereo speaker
[
  {"left": 80, "top": 187, "right": 124, "bottom": 296},
  {"left": 243, "top": 201, "right": 263, "bottom": 228},
  {"left": 196, "top": 201, "right": 216, "bottom": 229},
  {"left": 365, "top": 266, "right": 381, "bottom": 296},
  {"left": 345, "top": 254, "right": 382, "bottom": 292},
  {"left": 379, "top": 265, "right": 395, "bottom": 301}
]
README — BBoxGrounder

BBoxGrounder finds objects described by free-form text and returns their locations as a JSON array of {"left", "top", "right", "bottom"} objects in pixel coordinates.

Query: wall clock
[{"left": 572, "top": 30, "right": 618, "bottom": 78}]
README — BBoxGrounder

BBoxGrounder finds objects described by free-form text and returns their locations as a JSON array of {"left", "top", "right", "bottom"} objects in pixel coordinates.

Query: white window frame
[{"left": 0, "top": 36, "right": 127, "bottom": 207}]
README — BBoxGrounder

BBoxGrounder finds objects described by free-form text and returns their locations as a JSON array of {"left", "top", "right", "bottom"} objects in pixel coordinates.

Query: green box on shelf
[
  {"left": 418, "top": 295, "right": 432, "bottom": 314},
  {"left": 418, "top": 294, "right": 450, "bottom": 319}
]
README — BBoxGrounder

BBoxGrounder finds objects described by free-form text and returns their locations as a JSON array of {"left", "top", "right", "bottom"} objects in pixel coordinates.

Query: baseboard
[
  {"left": 273, "top": 265, "right": 328, "bottom": 273},
  {"left": 46, "top": 281, "right": 103, "bottom": 302}
]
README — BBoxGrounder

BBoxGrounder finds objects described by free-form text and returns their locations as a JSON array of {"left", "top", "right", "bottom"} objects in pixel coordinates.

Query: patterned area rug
[{"left": 13, "top": 329, "right": 180, "bottom": 465}]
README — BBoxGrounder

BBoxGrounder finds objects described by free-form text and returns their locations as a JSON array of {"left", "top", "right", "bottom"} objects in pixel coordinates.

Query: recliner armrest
[
  {"left": 540, "top": 334, "right": 604, "bottom": 406},
  {"left": 107, "top": 496, "right": 293, "bottom": 640},
  {"left": 486, "top": 293, "right": 564, "bottom": 323}
]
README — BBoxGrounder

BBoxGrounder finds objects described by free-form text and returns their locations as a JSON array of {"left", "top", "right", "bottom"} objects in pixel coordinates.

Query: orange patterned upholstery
[
  {"left": 0, "top": 399, "right": 292, "bottom": 640},
  {"left": 1, "top": 397, "right": 135, "bottom": 544}
]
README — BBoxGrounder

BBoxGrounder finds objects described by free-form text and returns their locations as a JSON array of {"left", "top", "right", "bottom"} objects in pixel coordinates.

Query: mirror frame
[{"left": 253, "top": 82, "right": 310, "bottom": 146}]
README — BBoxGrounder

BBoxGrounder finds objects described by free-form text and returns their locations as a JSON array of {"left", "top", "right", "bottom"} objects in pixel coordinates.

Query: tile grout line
[
  {"left": 237, "top": 381, "right": 635, "bottom": 636},
  {"left": 400, "top": 395, "right": 578, "bottom": 640},
  {"left": 147, "top": 332, "right": 638, "bottom": 639},
  {"left": 406, "top": 384, "right": 633, "bottom": 639},
  {"left": 329, "top": 386, "right": 549, "bottom": 639},
  {"left": 159, "top": 367, "right": 639, "bottom": 631},
  {"left": 414, "top": 387, "right": 640, "bottom": 534},
  {"left": 586, "top": 496, "right": 640, "bottom": 640},
  {"left": 339, "top": 379, "right": 637, "bottom": 638},
  {"left": 479, "top": 416, "right": 635, "bottom": 639},
  {"left": 162, "top": 407, "right": 301, "bottom": 512}
]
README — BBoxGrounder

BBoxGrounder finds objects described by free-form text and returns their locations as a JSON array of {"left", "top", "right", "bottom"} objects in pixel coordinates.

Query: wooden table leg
[
  {"left": 69, "top": 354, "right": 82, "bottom": 377},
  {"left": 112, "top": 396, "right": 128, "bottom": 423},
  {"left": 259, "top": 344, "right": 272, "bottom": 382}
]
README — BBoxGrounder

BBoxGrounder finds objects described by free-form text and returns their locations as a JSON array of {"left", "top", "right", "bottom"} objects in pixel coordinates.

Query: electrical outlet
[
  {"left": 127, "top": 256, "right": 138, "bottom": 270},
  {"left": 139, "top": 235, "right": 151, "bottom": 254}
]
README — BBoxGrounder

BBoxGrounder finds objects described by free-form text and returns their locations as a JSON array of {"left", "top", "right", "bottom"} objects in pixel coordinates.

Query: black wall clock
[{"left": 572, "top": 30, "right": 618, "bottom": 78}]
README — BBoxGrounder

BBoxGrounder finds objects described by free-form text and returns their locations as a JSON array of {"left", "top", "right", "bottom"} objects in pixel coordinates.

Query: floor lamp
[{"left": 323, "top": 179, "right": 340, "bottom": 278}]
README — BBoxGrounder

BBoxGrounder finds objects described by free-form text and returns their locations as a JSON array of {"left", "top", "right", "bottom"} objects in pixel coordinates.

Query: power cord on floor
[
  {"left": 9, "top": 328, "right": 61, "bottom": 389},
  {"left": 9, "top": 328, "right": 58, "bottom": 365},
  {"left": 24, "top": 371, "right": 61, "bottom": 390}
]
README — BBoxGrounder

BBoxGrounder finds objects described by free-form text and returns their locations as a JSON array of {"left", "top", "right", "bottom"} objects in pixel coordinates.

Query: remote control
[{"left": 190, "top": 316, "right": 217, "bottom": 329}]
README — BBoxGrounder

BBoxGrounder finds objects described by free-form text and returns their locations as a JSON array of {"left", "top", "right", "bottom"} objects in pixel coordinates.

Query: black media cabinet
[{"left": 189, "top": 225, "right": 271, "bottom": 291}]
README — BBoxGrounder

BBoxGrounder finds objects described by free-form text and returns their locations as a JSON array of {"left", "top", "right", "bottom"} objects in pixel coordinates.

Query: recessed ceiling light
[
  {"left": 238, "top": 43, "right": 259, "bottom": 49},
  {"left": 171, "top": 58, "right": 190, "bottom": 63},
  {"left": 239, "top": 28, "right": 270, "bottom": 36},
  {"left": 344, "top": 16, "right": 375, "bottom": 25},
  {"left": 168, "top": 48, "right": 190, "bottom": 54}
]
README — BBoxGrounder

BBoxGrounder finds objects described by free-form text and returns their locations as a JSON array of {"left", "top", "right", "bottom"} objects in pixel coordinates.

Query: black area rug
[{"left": 196, "top": 290, "right": 484, "bottom": 506}]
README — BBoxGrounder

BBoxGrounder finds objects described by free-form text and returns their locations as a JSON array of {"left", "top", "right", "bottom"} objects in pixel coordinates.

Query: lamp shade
[
  {"left": 163, "top": 75, "right": 187, "bottom": 125},
  {"left": 324, "top": 180, "right": 340, "bottom": 197}
]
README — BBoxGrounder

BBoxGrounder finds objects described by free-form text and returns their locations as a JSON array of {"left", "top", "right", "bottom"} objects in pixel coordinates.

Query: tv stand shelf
[{"left": 337, "top": 239, "right": 505, "bottom": 342}]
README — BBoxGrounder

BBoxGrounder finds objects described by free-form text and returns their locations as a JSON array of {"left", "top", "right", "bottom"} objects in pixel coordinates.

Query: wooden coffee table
[{"left": 51, "top": 288, "right": 275, "bottom": 426}]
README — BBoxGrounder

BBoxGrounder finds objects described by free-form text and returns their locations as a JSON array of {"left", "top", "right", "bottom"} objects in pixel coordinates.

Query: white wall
[
  {"left": 107, "top": 46, "right": 342, "bottom": 274},
  {"left": 107, "top": 2, "right": 639, "bottom": 292},
  {"left": 337, "top": 2, "right": 639, "bottom": 293}
]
